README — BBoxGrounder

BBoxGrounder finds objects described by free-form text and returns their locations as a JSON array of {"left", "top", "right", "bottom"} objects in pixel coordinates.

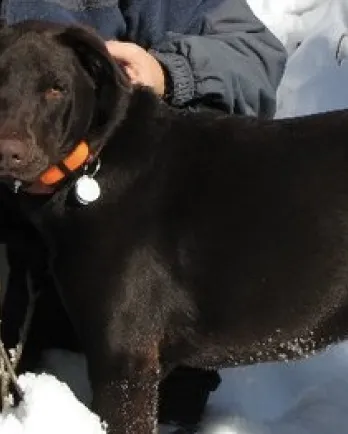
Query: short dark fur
[{"left": 1, "top": 21, "right": 348, "bottom": 434}]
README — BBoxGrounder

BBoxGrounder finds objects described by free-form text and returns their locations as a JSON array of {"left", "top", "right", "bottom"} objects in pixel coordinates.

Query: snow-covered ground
[{"left": 3, "top": 0, "right": 348, "bottom": 432}]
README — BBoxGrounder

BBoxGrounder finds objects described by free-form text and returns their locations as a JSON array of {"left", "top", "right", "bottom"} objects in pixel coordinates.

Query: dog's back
[{"left": 138, "top": 108, "right": 348, "bottom": 365}]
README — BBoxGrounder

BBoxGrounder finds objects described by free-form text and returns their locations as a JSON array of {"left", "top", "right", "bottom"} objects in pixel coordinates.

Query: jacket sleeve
[{"left": 150, "top": 0, "right": 287, "bottom": 117}]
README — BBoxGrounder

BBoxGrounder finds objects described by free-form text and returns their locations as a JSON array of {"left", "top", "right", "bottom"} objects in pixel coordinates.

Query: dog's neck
[
  {"left": 18, "top": 140, "right": 95, "bottom": 195},
  {"left": 104, "top": 85, "right": 177, "bottom": 159}
]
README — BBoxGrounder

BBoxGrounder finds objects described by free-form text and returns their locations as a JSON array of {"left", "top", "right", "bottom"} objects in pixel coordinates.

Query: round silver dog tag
[{"left": 74, "top": 175, "right": 101, "bottom": 205}]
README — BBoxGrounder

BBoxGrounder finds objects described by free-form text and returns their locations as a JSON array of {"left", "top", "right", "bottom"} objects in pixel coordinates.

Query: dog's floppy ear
[{"left": 57, "top": 25, "right": 131, "bottom": 146}]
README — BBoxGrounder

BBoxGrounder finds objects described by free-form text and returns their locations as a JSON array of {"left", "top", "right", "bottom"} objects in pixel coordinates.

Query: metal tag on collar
[{"left": 74, "top": 158, "right": 101, "bottom": 205}]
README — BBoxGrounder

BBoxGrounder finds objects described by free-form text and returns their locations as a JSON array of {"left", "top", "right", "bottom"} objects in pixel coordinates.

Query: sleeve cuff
[{"left": 150, "top": 50, "right": 195, "bottom": 106}]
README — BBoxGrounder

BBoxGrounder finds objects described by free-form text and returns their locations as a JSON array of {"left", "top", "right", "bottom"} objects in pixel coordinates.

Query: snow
[
  {"left": 3, "top": 0, "right": 348, "bottom": 432},
  {"left": 0, "top": 373, "right": 106, "bottom": 434}
]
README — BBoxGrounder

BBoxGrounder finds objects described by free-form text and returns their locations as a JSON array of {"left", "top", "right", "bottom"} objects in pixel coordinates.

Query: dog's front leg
[{"left": 89, "top": 349, "right": 160, "bottom": 434}]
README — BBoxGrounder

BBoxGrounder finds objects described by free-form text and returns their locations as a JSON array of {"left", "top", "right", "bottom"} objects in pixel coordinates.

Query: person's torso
[{"left": 1, "top": 0, "right": 223, "bottom": 44}]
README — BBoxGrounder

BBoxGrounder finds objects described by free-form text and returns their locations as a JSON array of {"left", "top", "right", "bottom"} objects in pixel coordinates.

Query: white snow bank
[{"left": 0, "top": 373, "right": 106, "bottom": 434}]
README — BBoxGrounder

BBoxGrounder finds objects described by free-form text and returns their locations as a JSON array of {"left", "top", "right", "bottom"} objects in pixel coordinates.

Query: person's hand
[{"left": 105, "top": 41, "right": 165, "bottom": 96}]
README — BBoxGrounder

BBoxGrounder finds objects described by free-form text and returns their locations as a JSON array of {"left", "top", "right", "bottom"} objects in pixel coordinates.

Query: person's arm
[{"left": 150, "top": 0, "right": 287, "bottom": 117}]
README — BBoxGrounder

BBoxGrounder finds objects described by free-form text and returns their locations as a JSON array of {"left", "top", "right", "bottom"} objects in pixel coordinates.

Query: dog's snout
[{"left": 0, "top": 138, "right": 28, "bottom": 169}]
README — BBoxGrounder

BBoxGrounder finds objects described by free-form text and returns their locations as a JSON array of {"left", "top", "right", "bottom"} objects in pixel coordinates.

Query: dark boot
[{"left": 159, "top": 367, "right": 221, "bottom": 428}]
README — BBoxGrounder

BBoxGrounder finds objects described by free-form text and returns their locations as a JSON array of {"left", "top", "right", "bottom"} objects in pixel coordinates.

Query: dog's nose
[{"left": 0, "top": 138, "right": 27, "bottom": 169}]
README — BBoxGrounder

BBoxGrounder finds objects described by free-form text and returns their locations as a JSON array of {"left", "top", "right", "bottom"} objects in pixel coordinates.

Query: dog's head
[{"left": 0, "top": 20, "right": 131, "bottom": 187}]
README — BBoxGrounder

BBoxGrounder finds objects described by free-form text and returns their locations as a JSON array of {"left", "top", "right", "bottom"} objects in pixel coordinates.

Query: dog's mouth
[
  {"left": 0, "top": 166, "right": 51, "bottom": 194},
  {"left": 0, "top": 139, "right": 94, "bottom": 195},
  {"left": 0, "top": 161, "right": 48, "bottom": 181}
]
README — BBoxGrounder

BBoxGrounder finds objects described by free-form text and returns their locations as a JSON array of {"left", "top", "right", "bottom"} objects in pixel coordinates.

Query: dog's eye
[{"left": 44, "top": 87, "right": 65, "bottom": 101}]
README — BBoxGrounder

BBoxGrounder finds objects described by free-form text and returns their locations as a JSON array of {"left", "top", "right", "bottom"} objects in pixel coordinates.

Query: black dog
[{"left": 1, "top": 20, "right": 348, "bottom": 434}]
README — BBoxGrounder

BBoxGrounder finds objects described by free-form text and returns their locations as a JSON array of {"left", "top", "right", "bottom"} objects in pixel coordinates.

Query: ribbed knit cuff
[{"left": 151, "top": 50, "right": 195, "bottom": 107}]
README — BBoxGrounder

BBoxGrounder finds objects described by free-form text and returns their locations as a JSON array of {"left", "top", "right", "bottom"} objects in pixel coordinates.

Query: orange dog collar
[{"left": 40, "top": 140, "right": 90, "bottom": 186}]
